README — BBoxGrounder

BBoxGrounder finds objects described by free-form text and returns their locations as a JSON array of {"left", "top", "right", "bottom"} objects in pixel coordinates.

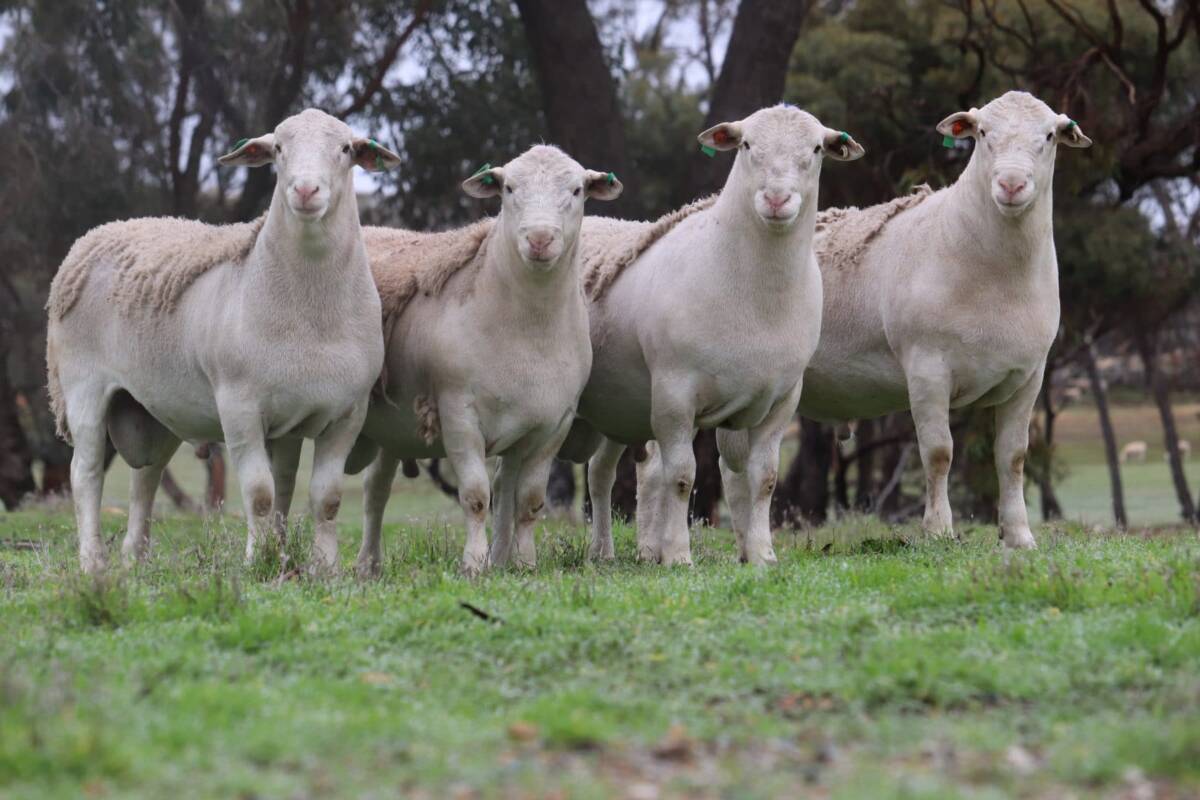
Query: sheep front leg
[
  {"left": 905, "top": 357, "right": 955, "bottom": 538},
  {"left": 307, "top": 406, "right": 369, "bottom": 574},
  {"left": 268, "top": 437, "right": 303, "bottom": 547},
  {"left": 994, "top": 370, "right": 1042, "bottom": 550},
  {"left": 439, "top": 396, "right": 491, "bottom": 575},
  {"left": 650, "top": 381, "right": 698, "bottom": 566},
  {"left": 586, "top": 438, "right": 626, "bottom": 561},
  {"left": 218, "top": 404, "right": 275, "bottom": 564},
  {"left": 66, "top": 385, "right": 113, "bottom": 574},
  {"left": 356, "top": 450, "right": 400, "bottom": 578},
  {"left": 735, "top": 384, "right": 800, "bottom": 565}
]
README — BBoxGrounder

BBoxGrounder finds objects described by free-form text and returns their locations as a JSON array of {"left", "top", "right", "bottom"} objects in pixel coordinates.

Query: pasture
[{"left": 3, "top": 502, "right": 1198, "bottom": 798}]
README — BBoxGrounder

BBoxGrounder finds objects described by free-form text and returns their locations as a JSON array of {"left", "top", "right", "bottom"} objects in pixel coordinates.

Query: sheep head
[
  {"left": 219, "top": 108, "right": 400, "bottom": 223},
  {"left": 937, "top": 91, "right": 1091, "bottom": 218},
  {"left": 463, "top": 144, "right": 623, "bottom": 269},
  {"left": 699, "top": 104, "right": 864, "bottom": 233}
]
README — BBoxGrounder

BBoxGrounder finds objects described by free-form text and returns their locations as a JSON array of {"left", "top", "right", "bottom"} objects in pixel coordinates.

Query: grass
[{"left": 2, "top": 506, "right": 1199, "bottom": 798}]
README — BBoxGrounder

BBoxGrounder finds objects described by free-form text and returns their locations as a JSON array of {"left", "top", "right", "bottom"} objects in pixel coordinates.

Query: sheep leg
[
  {"left": 488, "top": 456, "right": 521, "bottom": 568},
  {"left": 307, "top": 406, "right": 369, "bottom": 574},
  {"left": 586, "top": 437, "right": 626, "bottom": 561},
  {"left": 356, "top": 450, "right": 400, "bottom": 578},
  {"left": 512, "top": 431, "right": 567, "bottom": 568},
  {"left": 905, "top": 357, "right": 955, "bottom": 538},
  {"left": 634, "top": 441, "right": 662, "bottom": 562},
  {"left": 994, "top": 370, "right": 1042, "bottom": 550},
  {"left": 439, "top": 395, "right": 491, "bottom": 576},
  {"left": 66, "top": 384, "right": 114, "bottom": 574},
  {"left": 218, "top": 399, "right": 276, "bottom": 564},
  {"left": 122, "top": 443, "right": 180, "bottom": 565},
  {"left": 735, "top": 384, "right": 800, "bottom": 565},
  {"left": 716, "top": 430, "right": 751, "bottom": 556},
  {"left": 650, "top": 383, "right": 698, "bottom": 567},
  {"left": 268, "top": 437, "right": 303, "bottom": 547}
]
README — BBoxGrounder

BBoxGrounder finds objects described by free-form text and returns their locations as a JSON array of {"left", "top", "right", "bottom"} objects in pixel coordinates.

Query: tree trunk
[
  {"left": 1082, "top": 342, "right": 1127, "bottom": 529},
  {"left": 773, "top": 418, "right": 832, "bottom": 527},
  {"left": 690, "top": 430, "right": 722, "bottom": 527},
  {"left": 0, "top": 372, "right": 36, "bottom": 511},
  {"left": 853, "top": 418, "right": 876, "bottom": 511},
  {"left": 514, "top": 0, "right": 636, "bottom": 218},
  {"left": 546, "top": 460, "right": 575, "bottom": 513},
  {"left": 1135, "top": 326, "right": 1197, "bottom": 523},
  {"left": 1036, "top": 382, "right": 1064, "bottom": 521},
  {"left": 683, "top": 0, "right": 813, "bottom": 200}
]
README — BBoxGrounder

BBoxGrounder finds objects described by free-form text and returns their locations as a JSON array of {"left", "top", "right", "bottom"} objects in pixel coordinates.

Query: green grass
[{"left": 2, "top": 508, "right": 1198, "bottom": 798}]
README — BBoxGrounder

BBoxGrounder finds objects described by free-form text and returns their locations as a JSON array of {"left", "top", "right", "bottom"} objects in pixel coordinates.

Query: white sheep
[
  {"left": 1122, "top": 441, "right": 1148, "bottom": 463},
  {"left": 341, "top": 145, "right": 623, "bottom": 576},
  {"left": 565, "top": 104, "right": 864, "bottom": 566},
  {"left": 46, "top": 108, "right": 399, "bottom": 573},
  {"left": 799, "top": 91, "right": 1091, "bottom": 548}
]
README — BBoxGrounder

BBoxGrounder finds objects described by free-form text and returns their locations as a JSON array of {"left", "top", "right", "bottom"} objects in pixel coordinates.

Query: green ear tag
[
  {"left": 606, "top": 172, "right": 615, "bottom": 185},
  {"left": 942, "top": 135, "right": 955, "bottom": 148},
  {"left": 838, "top": 131, "right": 850, "bottom": 144},
  {"left": 367, "top": 138, "right": 384, "bottom": 170},
  {"left": 1066, "top": 120, "right": 1077, "bottom": 130},
  {"left": 235, "top": 138, "right": 248, "bottom": 149},
  {"left": 472, "top": 162, "right": 495, "bottom": 185},
  {"left": 700, "top": 145, "right": 716, "bottom": 158}
]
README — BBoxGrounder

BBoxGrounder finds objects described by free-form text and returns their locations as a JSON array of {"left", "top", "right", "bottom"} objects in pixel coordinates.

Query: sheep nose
[
  {"left": 526, "top": 231, "right": 554, "bottom": 253},
  {"left": 293, "top": 183, "right": 320, "bottom": 205},
  {"left": 764, "top": 192, "right": 792, "bottom": 211},
  {"left": 997, "top": 178, "right": 1026, "bottom": 199}
]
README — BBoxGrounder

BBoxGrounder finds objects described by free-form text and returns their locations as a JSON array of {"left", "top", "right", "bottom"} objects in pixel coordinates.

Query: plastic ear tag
[
  {"left": 700, "top": 145, "right": 716, "bottom": 157},
  {"left": 942, "top": 135, "right": 955, "bottom": 148},
  {"left": 606, "top": 172, "right": 615, "bottom": 185},
  {"left": 472, "top": 163, "right": 495, "bottom": 185},
  {"left": 235, "top": 138, "right": 248, "bottom": 149},
  {"left": 368, "top": 139, "right": 384, "bottom": 170},
  {"left": 838, "top": 132, "right": 850, "bottom": 144}
]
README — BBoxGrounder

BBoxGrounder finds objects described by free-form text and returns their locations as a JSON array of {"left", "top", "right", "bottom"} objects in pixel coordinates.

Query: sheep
[
  {"left": 46, "top": 108, "right": 400, "bottom": 574},
  {"left": 341, "top": 145, "right": 623, "bottom": 576},
  {"left": 563, "top": 104, "right": 864, "bottom": 566},
  {"left": 1162, "top": 440, "right": 1189, "bottom": 462},
  {"left": 1122, "top": 441, "right": 1148, "bottom": 463},
  {"left": 797, "top": 91, "right": 1092, "bottom": 549}
]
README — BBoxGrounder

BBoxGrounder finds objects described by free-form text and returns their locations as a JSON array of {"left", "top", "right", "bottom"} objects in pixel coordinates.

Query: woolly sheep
[
  {"left": 46, "top": 108, "right": 400, "bottom": 574},
  {"left": 1121, "top": 441, "right": 1148, "bottom": 463},
  {"left": 563, "top": 104, "right": 864, "bottom": 566},
  {"left": 798, "top": 91, "right": 1092, "bottom": 549},
  {"left": 337, "top": 145, "right": 623, "bottom": 576}
]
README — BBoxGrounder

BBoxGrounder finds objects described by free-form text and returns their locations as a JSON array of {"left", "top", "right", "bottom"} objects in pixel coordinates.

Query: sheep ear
[
  {"left": 1054, "top": 115, "right": 1092, "bottom": 148},
  {"left": 218, "top": 134, "right": 275, "bottom": 167},
  {"left": 352, "top": 138, "right": 402, "bottom": 172},
  {"left": 821, "top": 129, "right": 865, "bottom": 161},
  {"left": 935, "top": 109, "right": 979, "bottom": 139},
  {"left": 697, "top": 121, "right": 743, "bottom": 152},
  {"left": 584, "top": 170, "right": 623, "bottom": 201},
  {"left": 462, "top": 166, "right": 504, "bottom": 198}
]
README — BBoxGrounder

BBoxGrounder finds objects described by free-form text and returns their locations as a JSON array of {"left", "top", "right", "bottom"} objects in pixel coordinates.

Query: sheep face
[
  {"left": 463, "top": 145, "right": 622, "bottom": 269},
  {"left": 218, "top": 108, "right": 400, "bottom": 223},
  {"left": 699, "top": 105, "right": 863, "bottom": 233},
  {"left": 937, "top": 91, "right": 1091, "bottom": 218}
]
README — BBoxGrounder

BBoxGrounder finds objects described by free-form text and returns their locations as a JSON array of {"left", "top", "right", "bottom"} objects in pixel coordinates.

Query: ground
[
  {"left": 2, "top": 509, "right": 1198, "bottom": 799},
  {"left": 3, "top": 399, "right": 1199, "bottom": 798}
]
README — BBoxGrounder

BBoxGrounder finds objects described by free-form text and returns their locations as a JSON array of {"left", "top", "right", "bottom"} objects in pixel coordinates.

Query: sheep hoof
[{"left": 1001, "top": 526, "right": 1037, "bottom": 550}]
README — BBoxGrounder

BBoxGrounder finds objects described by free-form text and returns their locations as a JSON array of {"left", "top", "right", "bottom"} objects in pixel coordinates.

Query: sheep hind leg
[
  {"left": 217, "top": 398, "right": 275, "bottom": 565},
  {"left": 307, "top": 406, "right": 370, "bottom": 575},
  {"left": 735, "top": 384, "right": 800, "bottom": 566},
  {"left": 994, "top": 371, "right": 1042, "bottom": 550},
  {"left": 488, "top": 456, "right": 521, "bottom": 568},
  {"left": 634, "top": 442, "right": 663, "bottom": 562},
  {"left": 66, "top": 382, "right": 116, "bottom": 574},
  {"left": 716, "top": 430, "right": 752, "bottom": 558},
  {"left": 586, "top": 438, "right": 626, "bottom": 561},
  {"left": 355, "top": 450, "right": 400, "bottom": 578},
  {"left": 439, "top": 394, "right": 491, "bottom": 575},
  {"left": 106, "top": 390, "right": 181, "bottom": 565},
  {"left": 268, "top": 437, "right": 303, "bottom": 548}
]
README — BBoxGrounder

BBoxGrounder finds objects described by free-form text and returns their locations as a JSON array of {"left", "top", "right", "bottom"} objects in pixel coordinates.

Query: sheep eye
[
  {"left": 342, "top": 144, "right": 351, "bottom": 154},
  {"left": 979, "top": 129, "right": 986, "bottom": 138},
  {"left": 1045, "top": 131, "right": 1054, "bottom": 141},
  {"left": 505, "top": 185, "right": 514, "bottom": 194},
  {"left": 813, "top": 144, "right": 822, "bottom": 154},
  {"left": 275, "top": 144, "right": 283, "bottom": 153},
  {"left": 572, "top": 187, "right": 581, "bottom": 197},
  {"left": 742, "top": 141, "right": 751, "bottom": 151}
]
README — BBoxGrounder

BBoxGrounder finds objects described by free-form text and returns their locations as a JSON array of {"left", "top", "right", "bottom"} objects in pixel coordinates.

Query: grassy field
[{"left": 2, "top": 507, "right": 1199, "bottom": 799}]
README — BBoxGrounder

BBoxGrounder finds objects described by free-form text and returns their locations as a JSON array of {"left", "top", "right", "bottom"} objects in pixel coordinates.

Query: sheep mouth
[{"left": 993, "top": 197, "right": 1032, "bottom": 216}]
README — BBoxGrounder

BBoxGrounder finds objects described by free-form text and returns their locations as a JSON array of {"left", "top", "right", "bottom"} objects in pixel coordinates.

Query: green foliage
[{"left": 1, "top": 511, "right": 1199, "bottom": 796}]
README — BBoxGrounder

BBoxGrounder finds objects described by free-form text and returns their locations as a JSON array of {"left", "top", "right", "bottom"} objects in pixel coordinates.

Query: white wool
[{"left": 814, "top": 185, "right": 933, "bottom": 273}]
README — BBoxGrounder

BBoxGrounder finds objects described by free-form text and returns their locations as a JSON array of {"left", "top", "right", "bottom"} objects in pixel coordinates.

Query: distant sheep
[
  {"left": 46, "top": 108, "right": 399, "bottom": 573},
  {"left": 1163, "top": 440, "right": 1190, "bottom": 462},
  {"left": 799, "top": 91, "right": 1091, "bottom": 550},
  {"left": 1121, "top": 441, "right": 1148, "bottom": 463}
]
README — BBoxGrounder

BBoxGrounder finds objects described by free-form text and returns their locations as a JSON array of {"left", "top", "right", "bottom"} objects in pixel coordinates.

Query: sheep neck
[
  {"left": 248, "top": 183, "right": 369, "bottom": 325},
  {"left": 710, "top": 179, "right": 819, "bottom": 292},
  {"left": 479, "top": 223, "right": 584, "bottom": 328},
  {"left": 942, "top": 152, "right": 1055, "bottom": 276}
]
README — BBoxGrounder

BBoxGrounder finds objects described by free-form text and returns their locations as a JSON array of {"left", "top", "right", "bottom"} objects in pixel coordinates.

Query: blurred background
[{"left": 1, "top": 0, "right": 1197, "bottom": 531}]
